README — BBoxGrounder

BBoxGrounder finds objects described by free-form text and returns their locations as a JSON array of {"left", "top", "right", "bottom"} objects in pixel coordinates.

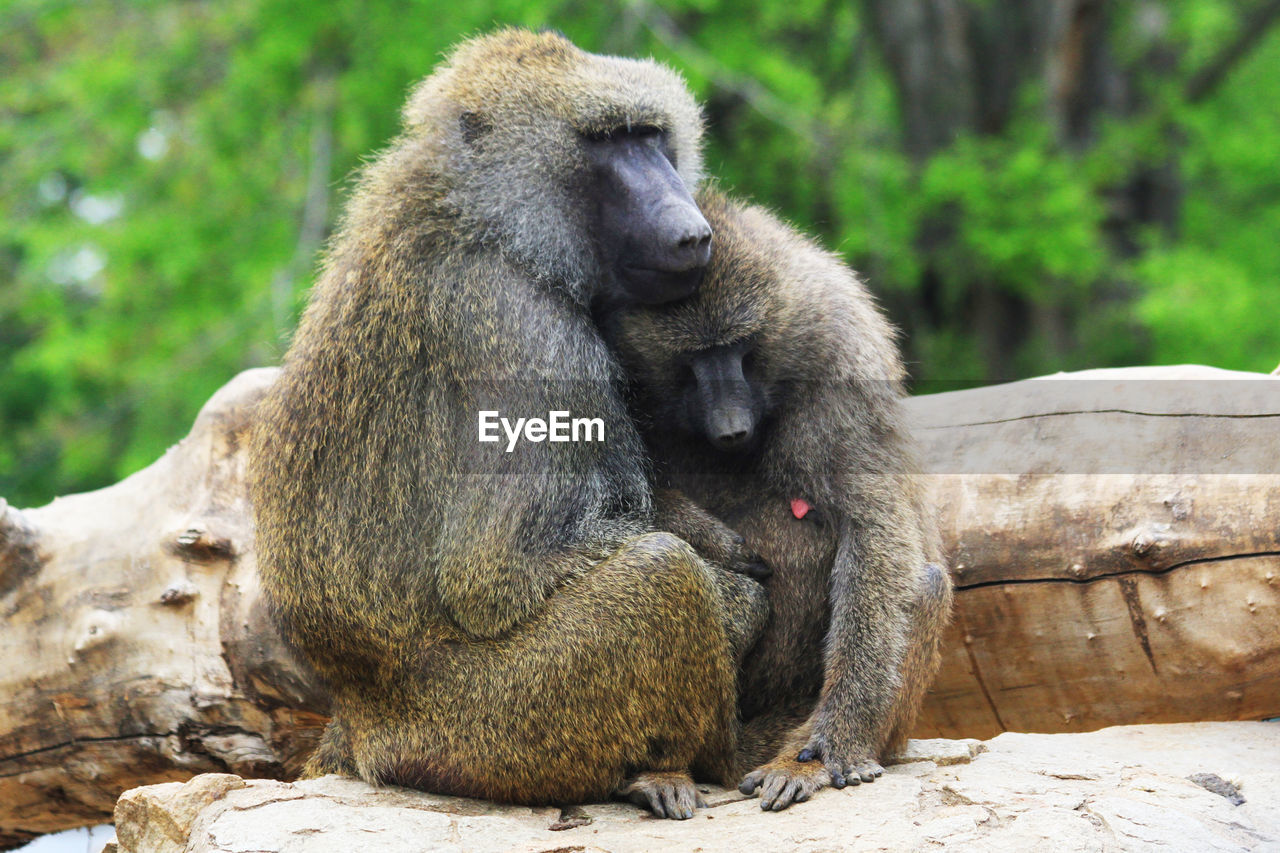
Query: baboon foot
[
  {"left": 738, "top": 756, "right": 831, "bottom": 811},
  {"left": 796, "top": 739, "right": 884, "bottom": 787},
  {"left": 616, "top": 771, "right": 705, "bottom": 820}
]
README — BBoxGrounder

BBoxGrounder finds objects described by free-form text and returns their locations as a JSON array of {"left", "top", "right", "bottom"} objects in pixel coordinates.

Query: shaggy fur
[
  {"left": 249, "top": 30, "right": 766, "bottom": 809},
  {"left": 611, "top": 188, "right": 953, "bottom": 810}
]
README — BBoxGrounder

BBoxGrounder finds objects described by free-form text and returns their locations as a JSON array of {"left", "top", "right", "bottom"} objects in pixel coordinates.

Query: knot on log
[
  {"left": 170, "top": 525, "right": 236, "bottom": 563},
  {"left": 160, "top": 579, "right": 199, "bottom": 606},
  {"left": 1125, "top": 525, "right": 1173, "bottom": 564}
]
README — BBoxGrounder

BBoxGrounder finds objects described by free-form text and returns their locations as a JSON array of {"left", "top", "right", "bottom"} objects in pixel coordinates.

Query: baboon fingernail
[{"left": 797, "top": 749, "right": 814, "bottom": 762}]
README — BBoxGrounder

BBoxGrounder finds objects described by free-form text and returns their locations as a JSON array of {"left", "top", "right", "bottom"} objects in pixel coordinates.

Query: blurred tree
[{"left": 2, "top": 0, "right": 1279, "bottom": 507}]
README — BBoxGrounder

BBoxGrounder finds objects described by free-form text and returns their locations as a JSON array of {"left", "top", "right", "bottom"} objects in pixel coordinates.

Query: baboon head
[
  {"left": 613, "top": 189, "right": 784, "bottom": 453},
  {"left": 615, "top": 187, "right": 904, "bottom": 458},
  {"left": 404, "top": 29, "right": 711, "bottom": 306}
]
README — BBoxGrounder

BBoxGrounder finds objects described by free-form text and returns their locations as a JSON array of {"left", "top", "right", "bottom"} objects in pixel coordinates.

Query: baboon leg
[
  {"left": 735, "top": 562, "right": 946, "bottom": 811},
  {"left": 883, "top": 562, "right": 954, "bottom": 757},
  {"left": 349, "top": 532, "right": 765, "bottom": 807}
]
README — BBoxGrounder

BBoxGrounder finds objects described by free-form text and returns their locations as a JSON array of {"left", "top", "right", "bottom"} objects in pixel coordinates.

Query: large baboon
[
  {"left": 249, "top": 30, "right": 767, "bottom": 818},
  {"left": 609, "top": 188, "right": 952, "bottom": 811}
]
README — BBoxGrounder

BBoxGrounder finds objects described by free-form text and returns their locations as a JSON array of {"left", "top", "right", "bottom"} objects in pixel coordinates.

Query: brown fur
[
  {"left": 612, "top": 188, "right": 953, "bottom": 806},
  {"left": 249, "top": 30, "right": 766, "bottom": 808}
]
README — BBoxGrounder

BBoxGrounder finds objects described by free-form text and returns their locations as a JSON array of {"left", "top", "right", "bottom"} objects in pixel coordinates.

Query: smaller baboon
[{"left": 608, "top": 188, "right": 952, "bottom": 811}]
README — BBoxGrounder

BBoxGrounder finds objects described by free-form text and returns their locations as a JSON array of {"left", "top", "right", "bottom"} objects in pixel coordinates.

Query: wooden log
[
  {"left": 0, "top": 369, "right": 326, "bottom": 849},
  {"left": 912, "top": 366, "right": 1280, "bottom": 739},
  {"left": 1, "top": 364, "right": 1278, "bottom": 844}
]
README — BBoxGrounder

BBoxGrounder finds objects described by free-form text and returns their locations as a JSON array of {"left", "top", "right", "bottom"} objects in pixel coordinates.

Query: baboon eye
[{"left": 583, "top": 125, "right": 663, "bottom": 144}]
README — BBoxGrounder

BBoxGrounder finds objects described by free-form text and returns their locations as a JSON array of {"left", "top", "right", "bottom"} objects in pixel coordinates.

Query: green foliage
[
  {"left": 2, "top": 0, "right": 1278, "bottom": 506},
  {"left": 1134, "top": 30, "right": 1280, "bottom": 374}
]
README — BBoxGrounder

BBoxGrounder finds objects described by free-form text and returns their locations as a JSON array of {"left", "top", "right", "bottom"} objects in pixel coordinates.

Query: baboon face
[
  {"left": 403, "top": 29, "right": 710, "bottom": 307},
  {"left": 583, "top": 126, "right": 711, "bottom": 305},
  {"left": 681, "top": 340, "right": 767, "bottom": 452},
  {"left": 617, "top": 298, "right": 777, "bottom": 454}
]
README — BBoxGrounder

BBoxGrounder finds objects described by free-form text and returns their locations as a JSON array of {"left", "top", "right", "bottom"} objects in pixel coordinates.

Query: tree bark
[
  {"left": 2, "top": 365, "right": 1278, "bottom": 845},
  {"left": 0, "top": 369, "right": 327, "bottom": 849},
  {"left": 914, "top": 365, "right": 1280, "bottom": 740}
]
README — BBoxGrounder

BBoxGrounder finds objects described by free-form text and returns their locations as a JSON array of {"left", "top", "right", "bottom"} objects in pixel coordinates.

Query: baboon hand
[
  {"left": 795, "top": 732, "right": 884, "bottom": 789},
  {"left": 723, "top": 533, "right": 772, "bottom": 581},
  {"left": 616, "top": 771, "right": 706, "bottom": 820},
  {"left": 737, "top": 755, "right": 830, "bottom": 811}
]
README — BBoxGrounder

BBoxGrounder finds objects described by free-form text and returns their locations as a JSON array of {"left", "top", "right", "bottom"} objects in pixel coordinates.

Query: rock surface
[{"left": 109, "top": 722, "right": 1279, "bottom": 852}]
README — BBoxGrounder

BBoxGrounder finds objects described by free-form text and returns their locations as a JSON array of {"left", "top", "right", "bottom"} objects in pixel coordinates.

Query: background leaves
[{"left": 2, "top": 0, "right": 1278, "bottom": 507}]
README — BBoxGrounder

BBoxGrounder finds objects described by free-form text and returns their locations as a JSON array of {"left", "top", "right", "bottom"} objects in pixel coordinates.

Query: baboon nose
[
  {"left": 708, "top": 408, "right": 753, "bottom": 451},
  {"left": 673, "top": 223, "right": 712, "bottom": 270},
  {"left": 713, "top": 428, "right": 750, "bottom": 449}
]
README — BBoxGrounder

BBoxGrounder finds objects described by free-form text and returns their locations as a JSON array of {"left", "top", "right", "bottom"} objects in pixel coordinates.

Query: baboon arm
[
  {"left": 434, "top": 534, "right": 583, "bottom": 640},
  {"left": 436, "top": 560, "right": 550, "bottom": 639},
  {"left": 653, "top": 488, "right": 737, "bottom": 557},
  {"left": 653, "top": 488, "right": 770, "bottom": 580},
  {"left": 431, "top": 492, "right": 577, "bottom": 640},
  {"left": 809, "top": 492, "right": 924, "bottom": 762}
]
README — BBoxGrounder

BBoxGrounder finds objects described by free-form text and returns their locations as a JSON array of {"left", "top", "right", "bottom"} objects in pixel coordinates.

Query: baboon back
[{"left": 250, "top": 30, "right": 765, "bottom": 805}]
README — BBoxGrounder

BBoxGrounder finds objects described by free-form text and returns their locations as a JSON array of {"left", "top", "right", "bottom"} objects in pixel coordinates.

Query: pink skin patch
[{"left": 791, "top": 498, "right": 812, "bottom": 520}]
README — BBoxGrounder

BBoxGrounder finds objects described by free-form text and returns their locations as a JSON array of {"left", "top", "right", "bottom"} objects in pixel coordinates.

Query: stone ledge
[{"left": 109, "top": 722, "right": 1279, "bottom": 852}]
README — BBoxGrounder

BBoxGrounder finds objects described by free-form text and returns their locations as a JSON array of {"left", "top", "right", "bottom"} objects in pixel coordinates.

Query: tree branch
[{"left": 1185, "top": 0, "right": 1280, "bottom": 103}]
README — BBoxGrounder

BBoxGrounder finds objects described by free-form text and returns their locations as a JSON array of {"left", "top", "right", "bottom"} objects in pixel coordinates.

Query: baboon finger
[
  {"left": 838, "top": 763, "right": 862, "bottom": 786},
  {"left": 739, "top": 771, "right": 764, "bottom": 796},
  {"left": 661, "top": 785, "right": 690, "bottom": 820},
  {"left": 771, "top": 779, "right": 802, "bottom": 811},
  {"left": 643, "top": 788, "right": 665, "bottom": 818},
  {"left": 758, "top": 774, "right": 787, "bottom": 810},
  {"left": 851, "top": 760, "right": 882, "bottom": 782},
  {"left": 673, "top": 783, "right": 698, "bottom": 819}
]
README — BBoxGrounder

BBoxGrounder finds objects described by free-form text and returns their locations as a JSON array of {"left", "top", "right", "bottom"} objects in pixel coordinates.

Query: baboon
[
  {"left": 249, "top": 30, "right": 768, "bottom": 819},
  {"left": 609, "top": 188, "right": 953, "bottom": 811}
]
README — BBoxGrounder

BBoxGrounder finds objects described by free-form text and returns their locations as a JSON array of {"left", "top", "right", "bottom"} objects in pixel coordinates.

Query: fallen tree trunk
[
  {"left": 2, "top": 365, "right": 1278, "bottom": 845},
  {"left": 0, "top": 369, "right": 326, "bottom": 849},
  {"left": 911, "top": 366, "right": 1280, "bottom": 740}
]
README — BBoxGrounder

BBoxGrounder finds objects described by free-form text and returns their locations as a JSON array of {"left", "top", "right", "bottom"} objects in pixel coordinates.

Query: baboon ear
[{"left": 459, "top": 111, "right": 492, "bottom": 144}]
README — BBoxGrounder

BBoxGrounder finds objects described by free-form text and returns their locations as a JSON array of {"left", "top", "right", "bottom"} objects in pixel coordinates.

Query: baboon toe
[{"left": 617, "top": 771, "right": 703, "bottom": 820}]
